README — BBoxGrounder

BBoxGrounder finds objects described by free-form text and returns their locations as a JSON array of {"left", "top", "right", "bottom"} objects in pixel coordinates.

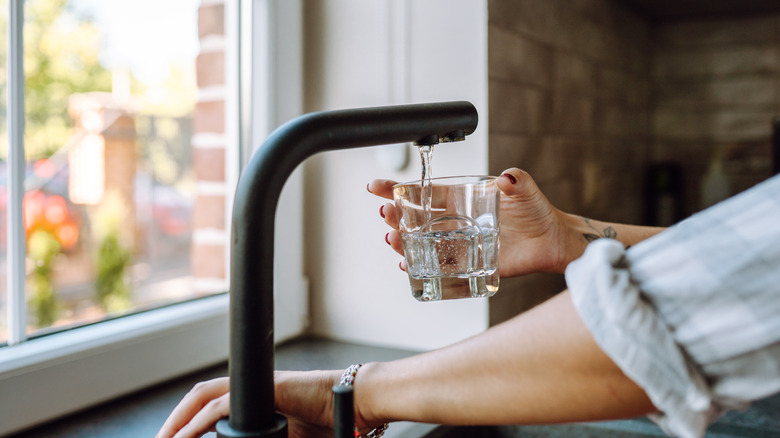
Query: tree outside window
[{"left": 0, "top": 0, "right": 226, "bottom": 343}]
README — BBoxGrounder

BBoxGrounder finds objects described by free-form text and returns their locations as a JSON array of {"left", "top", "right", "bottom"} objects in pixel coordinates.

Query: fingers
[
  {"left": 367, "top": 179, "right": 397, "bottom": 200},
  {"left": 385, "top": 229, "right": 404, "bottom": 256},
  {"left": 380, "top": 202, "right": 404, "bottom": 258},
  {"left": 496, "top": 168, "right": 541, "bottom": 200},
  {"left": 157, "top": 378, "right": 229, "bottom": 438},
  {"left": 380, "top": 202, "right": 400, "bottom": 230},
  {"left": 370, "top": 181, "right": 406, "bottom": 269},
  {"left": 172, "top": 393, "right": 229, "bottom": 438}
]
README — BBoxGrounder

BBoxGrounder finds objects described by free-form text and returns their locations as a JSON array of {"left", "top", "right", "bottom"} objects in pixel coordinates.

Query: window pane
[
  {"left": 21, "top": 0, "right": 221, "bottom": 337},
  {"left": 0, "top": 0, "right": 7, "bottom": 345}
]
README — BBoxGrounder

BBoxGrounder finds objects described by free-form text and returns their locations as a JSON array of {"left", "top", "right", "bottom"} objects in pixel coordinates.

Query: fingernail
[
  {"left": 366, "top": 183, "right": 372, "bottom": 193},
  {"left": 502, "top": 173, "right": 517, "bottom": 184},
  {"left": 379, "top": 205, "right": 385, "bottom": 218},
  {"left": 385, "top": 233, "right": 391, "bottom": 244},
  {"left": 399, "top": 261, "right": 405, "bottom": 271}
]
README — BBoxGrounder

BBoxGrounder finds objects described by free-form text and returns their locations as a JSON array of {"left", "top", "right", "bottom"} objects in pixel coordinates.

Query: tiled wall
[
  {"left": 651, "top": 15, "right": 780, "bottom": 214},
  {"left": 487, "top": 1, "right": 780, "bottom": 324},
  {"left": 487, "top": 0, "right": 651, "bottom": 324}
]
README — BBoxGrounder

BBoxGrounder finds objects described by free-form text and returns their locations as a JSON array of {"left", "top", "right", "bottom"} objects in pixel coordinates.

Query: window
[
  {"left": 0, "top": 0, "right": 214, "bottom": 344},
  {"left": 0, "top": 0, "right": 304, "bottom": 435}
]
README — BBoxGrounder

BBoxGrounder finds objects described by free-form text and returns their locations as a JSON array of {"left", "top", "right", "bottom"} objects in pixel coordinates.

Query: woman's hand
[
  {"left": 156, "top": 377, "right": 230, "bottom": 438},
  {"left": 156, "top": 370, "right": 381, "bottom": 438},
  {"left": 369, "top": 168, "right": 575, "bottom": 276}
]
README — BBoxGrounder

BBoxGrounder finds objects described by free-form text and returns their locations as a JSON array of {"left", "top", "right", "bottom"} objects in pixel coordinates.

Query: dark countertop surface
[
  {"left": 9, "top": 337, "right": 418, "bottom": 438},
  {"left": 427, "top": 395, "right": 780, "bottom": 438},
  {"left": 9, "top": 337, "right": 780, "bottom": 438}
]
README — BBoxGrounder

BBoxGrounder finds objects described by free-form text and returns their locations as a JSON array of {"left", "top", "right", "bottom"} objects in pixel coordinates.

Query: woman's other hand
[
  {"left": 156, "top": 377, "right": 229, "bottom": 438},
  {"left": 156, "top": 370, "right": 373, "bottom": 438}
]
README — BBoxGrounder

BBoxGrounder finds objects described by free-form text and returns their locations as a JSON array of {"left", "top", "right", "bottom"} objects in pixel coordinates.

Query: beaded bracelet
[{"left": 339, "top": 363, "right": 389, "bottom": 438}]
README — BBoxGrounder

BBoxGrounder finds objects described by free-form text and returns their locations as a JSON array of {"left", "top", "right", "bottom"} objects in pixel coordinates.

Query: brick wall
[
  {"left": 486, "top": 2, "right": 780, "bottom": 324},
  {"left": 191, "top": 0, "right": 228, "bottom": 293},
  {"left": 651, "top": 14, "right": 780, "bottom": 215},
  {"left": 486, "top": 0, "right": 652, "bottom": 324}
]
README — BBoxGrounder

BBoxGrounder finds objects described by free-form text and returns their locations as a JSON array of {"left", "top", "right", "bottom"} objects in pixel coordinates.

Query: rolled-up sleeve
[{"left": 565, "top": 175, "right": 780, "bottom": 438}]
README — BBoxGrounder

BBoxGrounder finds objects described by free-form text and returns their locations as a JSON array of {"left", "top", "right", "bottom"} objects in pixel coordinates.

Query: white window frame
[{"left": 0, "top": 1, "right": 304, "bottom": 435}]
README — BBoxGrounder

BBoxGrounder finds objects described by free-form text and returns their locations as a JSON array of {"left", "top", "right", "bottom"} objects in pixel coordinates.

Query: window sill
[
  {"left": 8, "top": 336, "right": 436, "bottom": 438},
  {"left": 0, "top": 294, "right": 229, "bottom": 437}
]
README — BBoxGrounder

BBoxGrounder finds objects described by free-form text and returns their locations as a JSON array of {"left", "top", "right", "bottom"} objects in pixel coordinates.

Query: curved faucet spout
[{"left": 218, "top": 101, "right": 478, "bottom": 437}]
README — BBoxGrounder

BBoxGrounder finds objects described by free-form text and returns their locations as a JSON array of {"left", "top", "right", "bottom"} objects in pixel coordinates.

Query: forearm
[
  {"left": 556, "top": 213, "right": 665, "bottom": 273},
  {"left": 356, "top": 291, "right": 655, "bottom": 426}
]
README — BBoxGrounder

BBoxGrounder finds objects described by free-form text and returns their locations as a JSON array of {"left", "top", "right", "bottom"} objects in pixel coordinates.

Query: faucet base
[{"left": 216, "top": 415, "right": 287, "bottom": 438}]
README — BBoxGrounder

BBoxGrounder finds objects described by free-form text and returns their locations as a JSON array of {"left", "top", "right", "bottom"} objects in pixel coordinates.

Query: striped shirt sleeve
[{"left": 566, "top": 175, "right": 780, "bottom": 438}]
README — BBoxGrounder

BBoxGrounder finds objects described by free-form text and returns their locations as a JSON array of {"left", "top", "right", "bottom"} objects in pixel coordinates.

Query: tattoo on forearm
[
  {"left": 581, "top": 217, "right": 617, "bottom": 243},
  {"left": 579, "top": 217, "right": 633, "bottom": 249}
]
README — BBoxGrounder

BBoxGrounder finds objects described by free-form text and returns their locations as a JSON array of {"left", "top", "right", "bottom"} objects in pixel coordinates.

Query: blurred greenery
[
  {"left": 95, "top": 227, "right": 131, "bottom": 312},
  {"left": 0, "top": 0, "right": 112, "bottom": 160},
  {"left": 94, "top": 191, "right": 132, "bottom": 312},
  {"left": 28, "top": 229, "right": 61, "bottom": 326},
  {"left": 0, "top": 0, "right": 198, "bottom": 333},
  {"left": 0, "top": 0, "right": 197, "bottom": 161}
]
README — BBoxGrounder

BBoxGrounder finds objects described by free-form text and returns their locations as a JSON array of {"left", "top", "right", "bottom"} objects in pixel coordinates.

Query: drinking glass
[{"left": 393, "top": 176, "right": 500, "bottom": 301}]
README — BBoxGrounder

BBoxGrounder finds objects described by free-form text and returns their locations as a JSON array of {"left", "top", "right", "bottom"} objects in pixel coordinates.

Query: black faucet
[{"left": 215, "top": 101, "right": 478, "bottom": 437}]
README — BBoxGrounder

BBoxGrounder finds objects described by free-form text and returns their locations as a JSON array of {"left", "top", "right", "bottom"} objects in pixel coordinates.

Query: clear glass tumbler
[{"left": 393, "top": 176, "right": 500, "bottom": 301}]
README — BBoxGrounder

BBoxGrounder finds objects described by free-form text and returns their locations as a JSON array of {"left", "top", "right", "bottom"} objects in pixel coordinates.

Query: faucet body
[{"left": 216, "top": 101, "right": 478, "bottom": 437}]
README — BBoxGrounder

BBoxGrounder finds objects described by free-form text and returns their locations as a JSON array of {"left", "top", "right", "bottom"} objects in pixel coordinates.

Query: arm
[
  {"left": 355, "top": 290, "right": 655, "bottom": 426},
  {"left": 556, "top": 214, "right": 665, "bottom": 271},
  {"left": 157, "top": 291, "right": 656, "bottom": 437},
  {"left": 160, "top": 168, "right": 662, "bottom": 437},
  {"left": 370, "top": 168, "right": 666, "bottom": 276}
]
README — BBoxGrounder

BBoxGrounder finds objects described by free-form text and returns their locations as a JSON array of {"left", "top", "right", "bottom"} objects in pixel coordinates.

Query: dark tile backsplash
[{"left": 486, "top": 0, "right": 779, "bottom": 321}]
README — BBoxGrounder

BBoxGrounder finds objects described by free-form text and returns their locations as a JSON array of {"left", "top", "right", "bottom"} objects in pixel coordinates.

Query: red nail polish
[
  {"left": 399, "top": 261, "right": 405, "bottom": 271},
  {"left": 502, "top": 173, "right": 517, "bottom": 184},
  {"left": 379, "top": 205, "right": 385, "bottom": 218},
  {"left": 366, "top": 183, "right": 371, "bottom": 193},
  {"left": 385, "top": 233, "right": 390, "bottom": 244}
]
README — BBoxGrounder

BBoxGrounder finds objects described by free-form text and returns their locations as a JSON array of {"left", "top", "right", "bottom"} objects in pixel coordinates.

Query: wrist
[
  {"left": 341, "top": 362, "right": 390, "bottom": 436},
  {"left": 554, "top": 211, "right": 591, "bottom": 273}
]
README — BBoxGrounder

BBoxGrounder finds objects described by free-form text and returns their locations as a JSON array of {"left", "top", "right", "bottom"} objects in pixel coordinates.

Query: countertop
[
  {"left": 8, "top": 337, "right": 424, "bottom": 438},
  {"left": 9, "top": 337, "right": 780, "bottom": 438}
]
